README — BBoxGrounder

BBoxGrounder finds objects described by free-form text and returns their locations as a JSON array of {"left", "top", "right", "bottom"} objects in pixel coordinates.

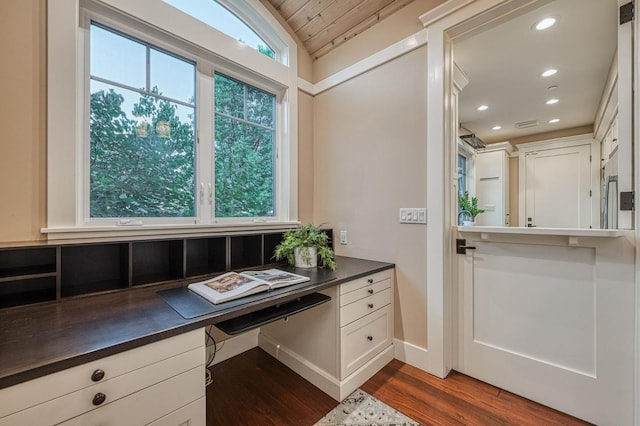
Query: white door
[
  {"left": 523, "top": 144, "right": 592, "bottom": 228},
  {"left": 456, "top": 235, "right": 635, "bottom": 425}
]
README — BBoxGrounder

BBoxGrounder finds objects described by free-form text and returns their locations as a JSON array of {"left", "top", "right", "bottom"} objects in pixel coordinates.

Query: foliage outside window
[
  {"left": 89, "top": 24, "right": 196, "bottom": 218},
  {"left": 214, "top": 74, "right": 276, "bottom": 217}
]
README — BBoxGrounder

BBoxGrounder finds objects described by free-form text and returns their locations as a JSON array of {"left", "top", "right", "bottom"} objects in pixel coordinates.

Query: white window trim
[{"left": 45, "top": 0, "right": 299, "bottom": 240}]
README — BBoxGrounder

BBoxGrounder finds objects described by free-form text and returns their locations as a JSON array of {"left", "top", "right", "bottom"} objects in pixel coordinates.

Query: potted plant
[
  {"left": 274, "top": 224, "right": 336, "bottom": 270},
  {"left": 458, "top": 190, "right": 485, "bottom": 225}
]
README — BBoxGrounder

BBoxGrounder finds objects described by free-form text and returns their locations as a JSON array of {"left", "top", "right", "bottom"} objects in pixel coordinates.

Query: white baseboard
[
  {"left": 393, "top": 338, "right": 429, "bottom": 372},
  {"left": 208, "top": 329, "right": 259, "bottom": 365},
  {"left": 259, "top": 333, "right": 394, "bottom": 401}
]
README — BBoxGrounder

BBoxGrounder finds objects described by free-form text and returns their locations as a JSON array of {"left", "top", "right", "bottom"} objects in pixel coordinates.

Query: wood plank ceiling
[{"left": 266, "top": 0, "right": 417, "bottom": 59}]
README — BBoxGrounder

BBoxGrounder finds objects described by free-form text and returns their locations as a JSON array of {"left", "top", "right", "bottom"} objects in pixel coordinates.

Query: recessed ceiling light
[
  {"left": 492, "top": 125, "right": 502, "bottom": 130},
  {"left": 549, "top": 118, "right": 560, "bottom": 123},
  {"left": 477, "top": 105, "right": 489, "bottom": 111},
  {"left": 547, "top": 85, "right": 558, "bottom": 91},
  {"left": 535, "top": 17, "right": 556, "bottom": 31},
  {"left": 542, "top": 69, "right": 557, "bottom": 77},
  {"left": 546, "top": 98, "right": 559, "bottom": 105}
]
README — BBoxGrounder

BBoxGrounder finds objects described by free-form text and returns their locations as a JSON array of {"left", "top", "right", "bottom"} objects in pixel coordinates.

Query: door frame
[{"left": 419, "top": 0, "right": 639, "bottom": 422}]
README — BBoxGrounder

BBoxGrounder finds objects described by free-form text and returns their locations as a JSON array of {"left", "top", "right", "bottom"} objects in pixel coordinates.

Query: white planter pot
[{"left": 294, "top": 246, "right": 317, "bottom": 268}]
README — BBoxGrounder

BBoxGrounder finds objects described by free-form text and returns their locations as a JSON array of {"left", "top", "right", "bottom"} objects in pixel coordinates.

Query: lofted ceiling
[
  {"left": 454, "top": 0, "right": 618, "bottom": 144},
  {"left": 265, "top": 0, "right": 417, "bottom": 59}
]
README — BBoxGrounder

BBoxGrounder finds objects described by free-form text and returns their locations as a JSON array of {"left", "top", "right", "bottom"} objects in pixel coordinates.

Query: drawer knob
[
  {"left": 367, "top": 335, "right": 373, "bottom": 341},
  {"left": 367, "top": 278, "right": 374, "bottom": 284},
  {"left": 91, "top": 369, "right": 105, "bottom": 382},
  {"left": 92, "top": 392, "right": 106, "bottom": 406},
  {"left": 367, "top": 289, "right": 374, "bottom": 294},
  {"left": 368, "top": 303, "right": 374, "bottom": 309}
]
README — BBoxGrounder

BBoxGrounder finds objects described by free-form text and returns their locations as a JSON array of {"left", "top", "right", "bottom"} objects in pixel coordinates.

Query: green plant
[
  {"left": 458, "top": 190, "right": 485, "bottom": 219},
  {"left": 274, "top": 224, "right": 336, "bottom": 271}
]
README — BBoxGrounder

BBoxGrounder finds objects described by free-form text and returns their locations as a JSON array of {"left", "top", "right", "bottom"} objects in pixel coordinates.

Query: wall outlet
[
  {"left": 339, "top": 230, "right": 348, "bottom": 245},
  {"left": 399, "top": 208, "right": 427, "bottom": 224}
]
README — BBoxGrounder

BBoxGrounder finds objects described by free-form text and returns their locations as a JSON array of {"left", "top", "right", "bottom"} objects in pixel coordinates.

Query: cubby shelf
[{"left": 0, "top": 230, "right": 335, "bottom": 310}]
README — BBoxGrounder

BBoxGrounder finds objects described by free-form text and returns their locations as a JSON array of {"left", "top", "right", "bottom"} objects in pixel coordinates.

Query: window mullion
[{"left": 197, "top": 70, "right": 215, "bottom": 223}]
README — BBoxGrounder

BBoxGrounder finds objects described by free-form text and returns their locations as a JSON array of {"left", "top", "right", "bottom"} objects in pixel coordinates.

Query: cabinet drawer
[
  {"left": 339, "top": 270, "right": 391, "bottom": 296},
  {"left": 147, "top": 397, "right": 206, "bottom": 426},
  {"left": 340, "top": 278, "right": 390, "bottom": 307},
  {"left": 59, "top": 366, "right": 204, "bottom": 426},
  {"left": 340, "top": 306, "right": 392, "bottom": 378},
  {"left": 340, "top": 288, "right": 391, "bottom": 327},
  {"left": 0, "top": 328, "right": 203, "bottom": 419}
]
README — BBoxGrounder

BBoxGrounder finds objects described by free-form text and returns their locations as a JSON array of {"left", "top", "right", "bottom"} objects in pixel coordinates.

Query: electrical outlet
[{"left": 339, "top": 230, "right": 348, "bottom": 245}]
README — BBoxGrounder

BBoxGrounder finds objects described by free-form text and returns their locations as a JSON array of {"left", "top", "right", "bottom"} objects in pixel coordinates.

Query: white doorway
[{"left": 519, "top": 136, "right": 598, "bottom": 229}]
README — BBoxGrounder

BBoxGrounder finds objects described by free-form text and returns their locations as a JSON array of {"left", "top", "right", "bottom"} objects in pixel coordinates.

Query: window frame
[{"left": 45, "top": 0, "right": 299, "bottom": 239}]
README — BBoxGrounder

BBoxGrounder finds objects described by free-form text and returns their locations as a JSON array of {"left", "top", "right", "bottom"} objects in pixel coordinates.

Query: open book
[{"left": 187, "top": 269, "right": 310, "bottom": 304}]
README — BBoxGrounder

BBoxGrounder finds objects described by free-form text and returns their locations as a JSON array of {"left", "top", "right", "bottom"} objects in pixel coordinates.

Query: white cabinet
[
  {"left": 259, "top": 269, "right": 394, "bottom": 401},
  {"left": 475, "top": 142, "right": 512, "bottom": 226},
  {"left": 0, "top": 329, "right": 206, "bottom": 426}
]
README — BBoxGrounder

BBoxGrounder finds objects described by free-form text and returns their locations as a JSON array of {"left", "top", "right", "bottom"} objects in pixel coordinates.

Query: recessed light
[
  {"left": 477, "top": 105, "right": 489, "bottom": 111},
  {"left": 546, "top": 98, "right": 559, "bottom": 105},
  {"left": 547, "top": 85, "right": 558, "bottom": 91},
  {"left": 549, "top": 118, "right": 560, "bottom": 123},
  {"left": 492, "top": 125, "right": 502, "bottom": 130},
  {"left": 541, "top": 69, "right": 557, "bottom": 77},
  {"left": 535, "top": 17, "right": 556, "bottom": 31}
]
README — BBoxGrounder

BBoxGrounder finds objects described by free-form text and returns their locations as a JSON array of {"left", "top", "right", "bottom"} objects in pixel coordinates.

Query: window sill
[{"left": 41, "top": 221, "right": 299, "bottom": 241}]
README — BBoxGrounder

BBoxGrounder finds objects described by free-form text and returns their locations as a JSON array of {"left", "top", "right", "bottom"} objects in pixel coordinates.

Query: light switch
[{"left": 400, "top": 208, "right": 427, "bottom": 224}]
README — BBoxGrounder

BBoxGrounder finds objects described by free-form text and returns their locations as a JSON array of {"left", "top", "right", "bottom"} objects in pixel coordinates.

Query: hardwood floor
[{"left": 207, "top": 347, "right": 590, "bottom": 426}]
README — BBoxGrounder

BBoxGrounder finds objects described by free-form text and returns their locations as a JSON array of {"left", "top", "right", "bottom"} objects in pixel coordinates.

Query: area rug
[{"left": 314, "top": 389, "right": 420, "bottom": 426}]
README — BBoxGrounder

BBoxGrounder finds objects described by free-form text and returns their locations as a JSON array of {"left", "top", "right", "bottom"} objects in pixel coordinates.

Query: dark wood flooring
[{"left": 206, "top": 347, "right": 590, "bottom": 426}]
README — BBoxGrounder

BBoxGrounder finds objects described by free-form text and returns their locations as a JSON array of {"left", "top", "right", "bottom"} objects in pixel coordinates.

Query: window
[
  {"left": 458, "top": 154, "right": 467, "bottom": 197},
  {"left": 162, "top": 0, "right": 276, "bottom": 59},
  {"left": 46, "top": 0, "right": 298, "bottom": 238},
  {"left": 89, "top": 24, "right": 196, "bottom": 218},
  {"left": 214, "top": 74, "right": 276, "bottom": 217}
]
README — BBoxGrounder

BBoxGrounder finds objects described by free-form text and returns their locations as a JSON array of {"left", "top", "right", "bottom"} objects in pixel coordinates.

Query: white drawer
[
  {"left": 0, "top": 328, "right": 203, "bottom": 419},
  {"left": 340, "top": 278, "right": 390, "bottom": 307},
  {"left": 0, "top": 346, "right": 204, "bottom": 426},
  {"left": 340, "top": 305, "right": 392, "bottom": 378},
  {"left": 59, "top": 366, "right": 204, "bottom": 426},
  {"left": 147, "top": 397, "right": 206, "bottom": 426},
  {"left": 339, "top": 270, "right": 392, "bottom": 296},
  {"left": 340, "top": 288, "right": 391, "bottom": 327}
]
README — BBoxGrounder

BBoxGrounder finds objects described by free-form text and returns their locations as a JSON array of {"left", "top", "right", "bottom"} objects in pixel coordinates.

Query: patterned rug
[{"left": 314, "top": 389, "right": 420, "bottom": 426}]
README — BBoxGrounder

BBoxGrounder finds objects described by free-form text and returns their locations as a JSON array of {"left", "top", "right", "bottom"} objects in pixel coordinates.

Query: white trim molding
[
  {"left": 393, "top": 338, "right": 429, "bottom": 372},
  {"left": 297, "top": 30, "right": 428, "bottom": 96}
]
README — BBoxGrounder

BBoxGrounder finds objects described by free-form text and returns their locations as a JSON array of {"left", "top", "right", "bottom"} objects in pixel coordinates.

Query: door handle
[{"left": 456, "top": 239, "right": 476, "bottom": 255}]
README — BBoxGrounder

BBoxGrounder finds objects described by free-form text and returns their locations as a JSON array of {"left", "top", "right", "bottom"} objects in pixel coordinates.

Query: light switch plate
[{"left": 399, "top": 208, "right": 427, "bottom": 224}]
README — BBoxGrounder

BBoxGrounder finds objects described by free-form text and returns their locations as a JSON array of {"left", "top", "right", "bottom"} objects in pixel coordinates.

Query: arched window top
[{"left": 163, "top": 0, "right": 276, "bottom": 59}]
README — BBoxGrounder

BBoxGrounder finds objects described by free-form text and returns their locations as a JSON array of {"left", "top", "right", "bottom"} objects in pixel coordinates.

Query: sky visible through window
[{"left": 162, "top": 0, "right": 274, "bottom": 56}]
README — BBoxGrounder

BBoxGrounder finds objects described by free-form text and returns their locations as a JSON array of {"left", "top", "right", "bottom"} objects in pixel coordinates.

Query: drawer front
[
  {"left": 340, "top": 278, "right": 390, "bottom": 307},
  {"left": 340, "top": 288, "right": 391, "bottom": 327},
  {"left": 147, "top": 397, "right": 206, "bottom": 426},
  {"left": 339, "top": 270, "right": 392, "bottom": 296},
  {"left": 59, "top": 366, "right": 204, "bottom": 426},
  {"left": 340, "top": 306, "right": 392, "bottom": 378},
  {"left": 0, "top": 328, "right": 204, "bottom": 419},
  {"left": 0, "top": 347, "right": 204, "bottom": 426}
]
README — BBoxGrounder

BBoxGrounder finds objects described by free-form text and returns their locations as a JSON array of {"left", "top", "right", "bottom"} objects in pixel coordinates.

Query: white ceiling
[{"left": 454, "top": 0, "right": 618, "bottom": 144}]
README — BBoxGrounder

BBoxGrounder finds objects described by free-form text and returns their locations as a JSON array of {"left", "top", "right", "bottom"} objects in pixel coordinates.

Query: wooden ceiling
[{"left": 265, "top": 0, "right": 417, "bottom": 59}]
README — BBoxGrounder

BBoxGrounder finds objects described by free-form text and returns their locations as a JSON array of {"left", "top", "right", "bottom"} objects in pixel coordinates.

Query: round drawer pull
[
  {"left": 367, "top": 335, "right": 373, "bottom": 341},
  {"left": 92, "top": 392, "right": 106, "bottom": 406},
  {"left": 367, "top": 278, "right": 374, "bottom": 284},
  {"left": 91, "top": 369, "right": 105, "bottom": 382},
  {"left": 368, "top": 303, "right": 374, "bottom": 309},
  {"left": 367, "top": 289, "right": 374, "bottom": 294}
]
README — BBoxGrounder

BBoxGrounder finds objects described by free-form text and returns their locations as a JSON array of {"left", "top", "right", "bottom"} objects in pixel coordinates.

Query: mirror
[{"left": 453, "top": 0, "right": 625, "bottom": 229}]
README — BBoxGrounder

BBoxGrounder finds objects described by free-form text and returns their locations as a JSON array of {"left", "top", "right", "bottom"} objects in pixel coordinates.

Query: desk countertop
[{"left": 0, "top": 256, "right": 393, "bottom": 390}]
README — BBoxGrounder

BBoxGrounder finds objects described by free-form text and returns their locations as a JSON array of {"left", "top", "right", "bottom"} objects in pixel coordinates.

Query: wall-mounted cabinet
[{"left": 0, "top": 229, "right": 319, "bottom": 309}]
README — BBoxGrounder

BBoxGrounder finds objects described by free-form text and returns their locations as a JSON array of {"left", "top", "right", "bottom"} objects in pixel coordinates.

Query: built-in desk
[{"left": 0, "top": 256, "right": 394, "bottom": 390}]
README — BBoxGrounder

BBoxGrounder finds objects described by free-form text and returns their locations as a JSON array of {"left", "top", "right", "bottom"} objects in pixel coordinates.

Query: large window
[
  {"left": 89, "top": 24, "right": 196, "bottom": 218},
  {"left": 47, "top": 0, "right": 297, "bottom": 238}
]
